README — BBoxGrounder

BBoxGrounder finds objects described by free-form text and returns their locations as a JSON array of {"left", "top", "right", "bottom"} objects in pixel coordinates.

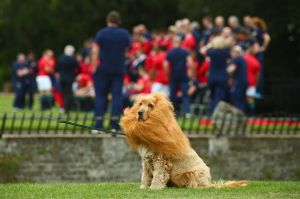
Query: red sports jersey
[
  {"left": 142, "top": 40, "right": 152, "bottom": 54},
  {"left": 152, "top": 51, "right": 169, "bottom": 85},
  {"left": 77, "top": 73, "right": 93, "bottom": 88},
  {"left": 181, "top": 33, "right": 196, "bottom": 51},
  {"left": 144, "top": 51, "right": 155, "bottom": 72},
  {"left": 129, "top": 41, "right": 143, "bottom": 55},
  {"left": 197, "top": 60, "right": 210, "bottom": 84},
  {"left": 79, "top": 61, "right": 93, "bottom": 75},
  {"left": 243, "top": 53, "right": 261, "bottom": 86},
  {"left": 37, "top": 56, "right": 55, "bottom": 76},
  {"left": 136, "top": 74, "right": 152, "bottom": 94}
]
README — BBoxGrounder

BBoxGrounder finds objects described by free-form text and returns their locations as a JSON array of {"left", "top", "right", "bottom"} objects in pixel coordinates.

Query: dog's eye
[
  {"left": 139, "top": 102, "right": 142, "bottom": 106},
  {"left": 148, "top": 103, "right": 154, "bottom": 108}
]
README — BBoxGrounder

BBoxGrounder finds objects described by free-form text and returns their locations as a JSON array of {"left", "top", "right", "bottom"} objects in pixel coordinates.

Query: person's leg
[
  {"left": 110, "top": 74, "right": 124, "bottom": 130},
  {"left": 180, "top": 81, "right": 191, "bottom": 114},
  {"left": 256, "top": 53, "right": 264, "bottom": 97},
  {"left": 94, "top": 73, "right": 110, "bottom": 129},
  {"left": 13, "top": 83, "right": 24, "bottom": 109},
  {"left": 61, "top": 81, "right": 73, "bottom": 112},
  {"left": 210, "top": 83, "right": 228, "bottom": 114},
  {"left": 28, "top": 87, "right": 34, "bottom": 110},
  {"left": 229, "top": 83, "right": 247, "bottom": 112},
  {"left": 169, "top": 80, "right": 180, "bottom": 113},
  {"left": 208, "top": 83, "right": 216, "bottom": 114}
]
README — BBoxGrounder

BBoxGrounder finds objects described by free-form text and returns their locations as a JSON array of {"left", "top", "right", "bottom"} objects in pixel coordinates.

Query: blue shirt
[
  {"left": 12, "top": 61, "right": 31, "bottom": 84},
  {"left": 166, "top": 48, "right": 189, "bottom": 81},
  {"left": 230, "top": 56, "right": 248, "bottom": 85},
  {"left": 56, "top": 54, "right": 79, "bottom": 82},
  {"left": 202, "top": 26, "right": 215, "bottom": 45},
  {"left": 95, "top": 26, "right": 130, "bottom": 75},
  {"left": 207, "top": 48, "right": 231, "bottom": 84},
  {"left": 253, "top": 28, "right": 265, "bottom": 46}
]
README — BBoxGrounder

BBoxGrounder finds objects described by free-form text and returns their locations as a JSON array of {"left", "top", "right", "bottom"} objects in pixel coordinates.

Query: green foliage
[{"left": 0, "top": 181, "right": 299, "bottom": 199}]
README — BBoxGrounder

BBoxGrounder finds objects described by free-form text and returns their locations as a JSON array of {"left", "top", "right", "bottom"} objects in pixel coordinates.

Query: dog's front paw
[{"left": 140, "top": 184, "right": 149, "bottom": 189}]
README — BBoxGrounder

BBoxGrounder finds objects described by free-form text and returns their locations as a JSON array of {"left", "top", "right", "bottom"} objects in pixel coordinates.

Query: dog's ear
[
  {"left": 153, "top": 93, "right": 174, "bottom": 112},
  {"left": 166, "top": 99, "right": 174, "bottom": 112}
]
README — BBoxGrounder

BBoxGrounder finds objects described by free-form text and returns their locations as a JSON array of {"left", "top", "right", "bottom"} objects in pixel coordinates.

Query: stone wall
[{"left": 0, "top": 136, "right": 300, "bottom": 182}]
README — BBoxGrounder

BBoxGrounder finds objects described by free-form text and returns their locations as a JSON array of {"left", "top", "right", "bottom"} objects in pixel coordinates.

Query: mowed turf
[{"left": 0, "top": 181, "right": 300, "bottom": 199}]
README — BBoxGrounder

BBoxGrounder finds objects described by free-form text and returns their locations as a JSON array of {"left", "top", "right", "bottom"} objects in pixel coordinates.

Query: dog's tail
[{"left": 209, "top": 180, "right": 248, "bottom": 188}]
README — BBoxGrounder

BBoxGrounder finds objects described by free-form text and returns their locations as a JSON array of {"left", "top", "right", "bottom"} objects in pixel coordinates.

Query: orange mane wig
[{"left": 120, "top": 93, "right": 190, "bottom": 159}]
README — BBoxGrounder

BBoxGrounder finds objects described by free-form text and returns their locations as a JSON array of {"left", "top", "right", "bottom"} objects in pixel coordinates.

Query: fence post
[{"left": 0, "top": 113, "right": 7, "bottom": 138}]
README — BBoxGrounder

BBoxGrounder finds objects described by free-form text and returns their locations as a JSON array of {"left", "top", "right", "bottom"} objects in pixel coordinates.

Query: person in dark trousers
[
  {"left": 165, "top": 36, "right": 195, "bottom": 116},
  {"left": 200, "top": 39, "right": 231, "bottom": 114},
  {"left": 227, "top": 46, "right": 248, "bottom": 112},
  {"left": 56, "top": 45, "right": 79, "bottom": 112},
  {"left": 12, "top": 53, "right": 33, "bottom": 109},
  {"left": 91, "top": 11, "right": 130, "bottom": 131}
]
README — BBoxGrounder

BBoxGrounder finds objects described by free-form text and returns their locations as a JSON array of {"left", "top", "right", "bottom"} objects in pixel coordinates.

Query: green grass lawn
[{"left": 0, "top": 181, "right": 299, "bottom": 199}]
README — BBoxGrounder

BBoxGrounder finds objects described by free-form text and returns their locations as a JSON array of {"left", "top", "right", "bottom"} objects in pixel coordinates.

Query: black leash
[
  {"left": 58, "top": 119, "right": 125, "bottom": 136},
  {"left": 0, "top": 104, "right": 125, "bottom": 136}
]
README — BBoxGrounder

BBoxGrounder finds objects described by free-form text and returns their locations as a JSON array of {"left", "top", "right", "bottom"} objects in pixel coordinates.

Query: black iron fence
[{"left": 1, "top": 110, "right": 300, "bottom": 138}]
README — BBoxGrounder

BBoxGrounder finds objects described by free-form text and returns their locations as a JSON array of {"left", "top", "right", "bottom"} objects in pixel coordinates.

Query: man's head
[
  {"left": 17, "top": 53, "right": 26, "bottom": 64},
  {"left": 215, "top": 16, "right": 224, "bottom": 28},
  {"left": 231, "top": 45, "right": 243, "bottom": 58},
  {"left": 228, "top": 16, "right": 239, "bottom": 29},
  {"left": 106, "top": 10, "right": 121, "bottom": 26},
  {"left": 27, "top": 51, "right": 35, "bottom": 61},
  {"left": 202, "top": 16, "right": 213, "bottom": 28},
  {"left": 172, "top": 35, "right": 181, "bottom": 48},
  {"left": 64, "top": 45, "right": 75, "bottom": 56},
  {"left": 243, "top": 15, "right": 252, "bottom": 27}
]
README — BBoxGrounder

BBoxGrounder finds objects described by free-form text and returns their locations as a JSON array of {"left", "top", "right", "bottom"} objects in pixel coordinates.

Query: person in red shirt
[
  {"left": 150, "top": 45, "right": 169, "bottom": 96},
  {"left": 36, "top": 49, "right": 55, "bottom": 110},
  {"left": 79, "top": 56, "right": 93, "bottom": 75},
  {"left": 181, "top": 18, "right": 196, "bottom": 52},
  {"left": 73, "top": 73, "right": 95, "bottom": 111},
  {"left": 73, "top": 73, "right": 94, "bottom": 97},
  {"left": 243, "top": 52, "right": 261, "bottom": 113},
  {"left": 188, "top": 57, "right": 210, "bottom": 104},
  {"left": 130, "top": 66, "right": 152, "bottom": 95}
]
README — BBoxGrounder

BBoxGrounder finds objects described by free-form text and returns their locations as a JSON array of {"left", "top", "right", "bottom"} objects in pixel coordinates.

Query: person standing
[
  {"left": 12, "top": 53, "right": 32, "bottom": 109},
  {"left": 227, "top": 46, "right": 248, "bottom": 112},
  {"left": 56, "top": 45, "right": 79, "bottom": 112},
  {"left": 37, "top": 50, "right": 55, "bottom": 111},
  {"left": 252, "top": 17, "right": 271, "bottom": 98},
  {"left": 165, "top": 36, "right": 195, "bottom": 115},
  {"left": 200, "top": 38, "right": 231, "bottom": 113},
  {"left": 91, "top": 11, "right": 130, "bottom": 130}
]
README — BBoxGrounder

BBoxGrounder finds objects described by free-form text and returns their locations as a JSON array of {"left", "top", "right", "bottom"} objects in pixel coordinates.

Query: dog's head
[
  {"left": 134, "top": 93, "right": 174, "bottom": 121},
  {"left": 121, "top": 93, "right": 189, "bottom": 158}
]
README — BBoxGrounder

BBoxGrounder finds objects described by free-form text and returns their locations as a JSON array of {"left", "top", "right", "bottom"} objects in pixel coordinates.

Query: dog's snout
[{"left": 138, "top": 111, "right": 143, "bottom": 116}]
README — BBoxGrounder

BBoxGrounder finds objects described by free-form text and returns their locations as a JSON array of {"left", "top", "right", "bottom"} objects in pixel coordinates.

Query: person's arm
[
  {"left": 227, "top": 64, "right": 237, "bottom": 74},
  {"left": 163, "top": 60, "right": 169, "bottom": 75},
  {"left": 186, "top": 55, "right": 195, "bottom": 79},
  {"left": 260, "top": 32, "right": 271, "bottom": 52},
  {"left": 91, "top": 42, "right": 99, "bottom": 73}
]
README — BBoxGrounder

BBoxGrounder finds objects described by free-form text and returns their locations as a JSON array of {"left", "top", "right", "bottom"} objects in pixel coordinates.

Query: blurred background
[{"left": 0, "top": 0, "right": 299, "bottom": 112}]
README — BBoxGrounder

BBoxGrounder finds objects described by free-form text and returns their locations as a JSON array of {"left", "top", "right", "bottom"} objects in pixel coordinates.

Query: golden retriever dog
[{"left": 120, "top": 93, "right": 247, "bottom": 189}]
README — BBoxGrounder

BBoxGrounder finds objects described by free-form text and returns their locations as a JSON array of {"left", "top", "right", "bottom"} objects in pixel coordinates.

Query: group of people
[
  {"left": 123, "top": 14, "right": 270, "bottom": 115},
  {"left": 12, "top": 46, "right": 95, "bottom": 113},
  {"left": 12, "top": 11, "right": 270, "bottom": 130}
]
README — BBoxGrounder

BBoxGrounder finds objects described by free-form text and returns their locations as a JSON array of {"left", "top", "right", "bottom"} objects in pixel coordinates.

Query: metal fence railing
[{"left": 1, "top": 110, "right": 300, "bottom": 138}]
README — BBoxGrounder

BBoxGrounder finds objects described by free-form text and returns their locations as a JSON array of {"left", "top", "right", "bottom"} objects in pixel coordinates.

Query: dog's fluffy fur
[{"left": 120, "top": 93, "right": 247, "bottom": 189}]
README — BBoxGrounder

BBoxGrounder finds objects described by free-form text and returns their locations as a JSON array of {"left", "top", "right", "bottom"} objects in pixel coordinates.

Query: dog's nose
[{"left": 138, "top": 111, "right": 143, "bottom": 116}]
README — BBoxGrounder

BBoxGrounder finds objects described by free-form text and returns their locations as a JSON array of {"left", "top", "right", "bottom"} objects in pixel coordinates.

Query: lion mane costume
[{"left": 120, "top": 93, "right": 247, "bottom": 189}]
